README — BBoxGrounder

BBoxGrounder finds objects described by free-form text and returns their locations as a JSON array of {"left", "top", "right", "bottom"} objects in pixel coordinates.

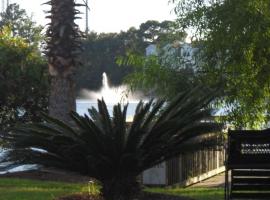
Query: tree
[
  {"left": 76, "top": 21, "right": 182, "bottom": 90},
  {"left": 118, "top": 39, "right": 195, "bottom": 98},
  {"left": 76, "top": 32, "right": 134, "bottom": 91},
  {"left": 3, "top": 88, "right": 222, "bottom": 200},
  {"left": 0, "top": 26, "right": 48, "bottom": 130},
  {"left": 0, "top": 3, "right": 43, "bottom": 46},
  {"left": 172, "top": 0, "right": 270, "bottom": 128},
  {"left": 138, "top": 20, "right": 186, "bottom": 45},
  {"left": 76, "top": 20, "right": 184, "bottom": 92},
  {"left": 45, "top": 0, "right": 82, "bottom": 122}
]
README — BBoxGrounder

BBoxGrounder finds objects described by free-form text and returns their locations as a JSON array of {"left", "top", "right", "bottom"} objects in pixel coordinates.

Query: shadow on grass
[{"left": 146, "top": 187, "right": 224, "bottom": 200}]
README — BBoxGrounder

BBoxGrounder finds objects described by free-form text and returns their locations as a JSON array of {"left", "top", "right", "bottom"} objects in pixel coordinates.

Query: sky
[{"left": 4, "top": 0, "right": 177, "bottom": 33}]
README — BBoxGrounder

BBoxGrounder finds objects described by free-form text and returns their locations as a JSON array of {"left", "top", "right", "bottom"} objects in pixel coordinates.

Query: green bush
[{"left": 0, "top": 26, "right": 48, "bottom": 130}]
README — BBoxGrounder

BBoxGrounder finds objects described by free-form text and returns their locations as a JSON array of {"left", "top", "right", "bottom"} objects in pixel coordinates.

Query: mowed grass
[
  {"left": 146, "top": 187, "right": 224, "bottom": 200},
  {"left": 0, "top": 178, "right": 91, "bottom": 200},
  {"left": 0, "top": 178, "right": 224, "bottom": 200}
]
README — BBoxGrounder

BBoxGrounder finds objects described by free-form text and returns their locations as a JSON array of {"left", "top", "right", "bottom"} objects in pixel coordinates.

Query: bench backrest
[{"left": 227, "top": 129, "right": 270, "bottom": 168}]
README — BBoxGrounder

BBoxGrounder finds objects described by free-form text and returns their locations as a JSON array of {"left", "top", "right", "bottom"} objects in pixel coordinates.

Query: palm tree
[
  {"left": 45, "top": 0, "right": 82, "bottom": 122},
  {"left": 2, "top": 88, "right": 222, "bottom": 200}
]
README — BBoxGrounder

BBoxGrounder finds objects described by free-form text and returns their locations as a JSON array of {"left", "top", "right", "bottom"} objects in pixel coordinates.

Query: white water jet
[
  {"left": 77, "top": 72, "right": 146, "bottom": 121},
  {"left": 79, "top": 72, "right": 144, "bottom": 104},
  {"left": 102, "top": 72, "right": 109, "bottom": 91}
]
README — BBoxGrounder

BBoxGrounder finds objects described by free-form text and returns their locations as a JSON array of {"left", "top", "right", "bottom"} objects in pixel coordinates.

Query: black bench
[{"left": 225, "top": 129, "right": 270, "bottom": 200}]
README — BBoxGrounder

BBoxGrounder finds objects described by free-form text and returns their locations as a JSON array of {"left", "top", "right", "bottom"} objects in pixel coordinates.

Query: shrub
[{"left": 2, "top": 87, "right": 222, "bottom": 200}]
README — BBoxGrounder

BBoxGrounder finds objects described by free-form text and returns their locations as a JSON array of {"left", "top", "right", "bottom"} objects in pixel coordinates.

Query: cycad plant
[{"left": 2, "top": 88, "right": 222, "bottom": 200}]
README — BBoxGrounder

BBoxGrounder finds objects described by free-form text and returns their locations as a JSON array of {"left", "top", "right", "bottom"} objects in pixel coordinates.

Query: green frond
[{"left": 1, "top": 87, "right": 223, "bottom": 189}]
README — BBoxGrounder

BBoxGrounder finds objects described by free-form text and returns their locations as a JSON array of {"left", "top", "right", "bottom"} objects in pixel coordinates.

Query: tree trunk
[
  {"left": 49, "top": 75, "right": 76, "bottom": 122},
  {"left": 46, "top": 0, "right": 81, "bottom": 122},
  {"left": 101, "top": 177, "right": 141, "bottom": 200}
]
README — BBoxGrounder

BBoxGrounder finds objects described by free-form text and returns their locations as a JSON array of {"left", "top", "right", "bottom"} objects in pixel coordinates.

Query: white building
[{"left": 146, "top": 41, "right": 199, "bottom": 72}]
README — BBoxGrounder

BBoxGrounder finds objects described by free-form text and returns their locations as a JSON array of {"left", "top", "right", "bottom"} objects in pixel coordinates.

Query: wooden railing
[
  {"left": 143, "top": 147, "right": 225, "bottom": 186},
  {"left": 167, "top": 148, "right": 225, "bottom": 186}
]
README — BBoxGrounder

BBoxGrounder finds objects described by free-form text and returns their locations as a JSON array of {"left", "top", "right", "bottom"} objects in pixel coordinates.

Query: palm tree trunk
[
  {"left": 49, "top": 75, "right": 76, "bottom": 122},
  {"left": 46, "top": 0, "right": 81, "bottom": 122}
]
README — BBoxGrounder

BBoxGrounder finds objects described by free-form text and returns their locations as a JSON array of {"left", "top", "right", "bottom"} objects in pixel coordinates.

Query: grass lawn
[
  {"left": 0, "top": 178, "right": 224, "bottom": 200},
  {"left": 0, "top": 178, "right": 92, "bottom": 200},
  {"left": 146, "top": 187, "right": 224, "bottom": 200}
]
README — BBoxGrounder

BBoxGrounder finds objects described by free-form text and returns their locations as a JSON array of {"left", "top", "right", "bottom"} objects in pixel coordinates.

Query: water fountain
[
  {"left": 77, "top": 72, "right": 144, "bottom": 121},
  {"left": 0, "top": 73, "right": 143, "bottom": 174}
]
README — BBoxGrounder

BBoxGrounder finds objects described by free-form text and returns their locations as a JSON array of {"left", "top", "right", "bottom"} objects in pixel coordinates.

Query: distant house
[{"left": 146, "top": 41, "right": 199, "bottom": 72}]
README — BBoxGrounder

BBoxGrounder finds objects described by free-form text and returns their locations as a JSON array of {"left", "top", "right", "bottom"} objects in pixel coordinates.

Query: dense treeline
[{"left": 76, "top": 20, "right": 185, "bottom": 91}]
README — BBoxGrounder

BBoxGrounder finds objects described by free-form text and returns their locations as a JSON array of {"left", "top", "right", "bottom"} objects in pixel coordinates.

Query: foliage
[
  {"left": 115, "top": 20, "right": 194, "bottom": 99},
  {"left": 0, "top": 3, "right": 43, "bottom": 47},
  {"left": 76, "top": 20, "right": 185, "bottom": 92},
  {"left": 2, "top": 87, "right": 222, "bottom": 200},
  {"left": 77, "top": 32, "right": 134, "bottom": 91},
  {"left": 138, "top": 20, "right": 186, "bottom": 46},
  {"left": 45, "top": 0, "right": 82, "bottom": 76},
  {"left": 0, "top": 26, "right": 48, "bottom": 130},
  {"left": 172, "top": 0, "right": 270, "bottom": 128},
  {"left": 118, "top": 42, "right": 198, "bottom": 98}
]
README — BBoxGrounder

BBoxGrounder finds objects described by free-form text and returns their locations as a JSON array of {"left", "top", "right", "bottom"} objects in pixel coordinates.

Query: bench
[{"left": 225, "top": 129, "right": 270, "bottom": 200}]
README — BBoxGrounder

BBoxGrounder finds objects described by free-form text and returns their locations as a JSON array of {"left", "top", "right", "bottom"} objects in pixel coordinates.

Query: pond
[{"left": 0, "top": 100, "right": 140, "bottom": 174}]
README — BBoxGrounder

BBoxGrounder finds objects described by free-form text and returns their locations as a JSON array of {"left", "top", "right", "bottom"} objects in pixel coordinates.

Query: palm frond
[{"left": 1, "top": 87, "right": 223, "bottom": 188}]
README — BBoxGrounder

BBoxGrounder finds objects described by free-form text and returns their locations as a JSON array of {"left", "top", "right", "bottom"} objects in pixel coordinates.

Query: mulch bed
[
  {"left": 56, "top": 194, "right": 103, "bottom": 200},
  {"left": 56, "top": 192, "right": 193, "bottom": 200},
  {"left": 141, "top": 192, "right": 194, "bottom": 200}
]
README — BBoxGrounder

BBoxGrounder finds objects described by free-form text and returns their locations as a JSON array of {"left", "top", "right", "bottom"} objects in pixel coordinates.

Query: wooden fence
[
  {"left": 167, "top": 148, "right": 225, "bottom": 186},
  {"left": 143, "top": 147, "right": 225, "bottom": 186}
]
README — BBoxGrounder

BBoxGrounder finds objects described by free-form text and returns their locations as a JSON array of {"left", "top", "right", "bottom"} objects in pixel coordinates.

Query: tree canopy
[
  {"left": 171, "top": 0, "right": 270, "bottom": 128},
  {"left": 76, "top": 20, "right": 184, "bottom": 92},
  {"left": 0, "top": 4, "right": 48, "bottom": 129},
  {"left": 116, "top": 20, "right": 192, "bottom": 99},
  {"left": 77, "top": 32, "right": 134, "bottom": 91},
  {"left": 0, "top": 26, "right": 48, "bottom": 130},
  {"left": 119, "top": 42, "right": 197, "bottom": 98},
  {"left": 137, "top": 20, "right": 186, "bottom": 45},
  {"left": 0, "top": 3, "right": 43, "bottom": 46}
]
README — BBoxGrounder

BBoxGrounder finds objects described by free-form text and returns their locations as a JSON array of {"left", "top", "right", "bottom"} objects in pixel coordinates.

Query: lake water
[
  {"left": 0, "top": 100, "right": 140, "bottom": 174},
  {"left": 76, "top": 100, "right": 139, "bottom": 121}
]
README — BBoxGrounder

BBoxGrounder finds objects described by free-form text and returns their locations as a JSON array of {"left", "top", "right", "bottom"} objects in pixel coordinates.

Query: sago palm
[{"left": 2, "top": 87, "right": 222, "bottom": 200}]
